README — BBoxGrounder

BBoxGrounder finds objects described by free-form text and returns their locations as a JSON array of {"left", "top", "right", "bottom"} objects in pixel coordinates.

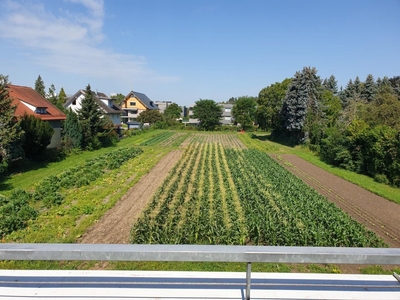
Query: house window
[
  {"left": 224, "top": 117, "right": 231, "bottom": 120},
  {"left": 130, "top": 101, "right": 136, "bottom": 106},
  {"left": 225, "top": 108, "right": 231, "bottom": 112},
  {"left": 35, "top": 108, "right": 47, "bottom": 114},
  {"left": 72, "top": 99, "right": 76, "bottom": 105}
]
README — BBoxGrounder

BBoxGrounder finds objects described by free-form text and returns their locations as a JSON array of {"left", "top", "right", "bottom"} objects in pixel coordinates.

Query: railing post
[{"left": 246, "top": 262, "right": 251, "bottom": 300}]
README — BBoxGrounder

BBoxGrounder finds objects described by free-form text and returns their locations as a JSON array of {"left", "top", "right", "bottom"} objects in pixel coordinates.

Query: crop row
[
  {"left": 140, "top": 131, "right": 176, "bottom": 146},
  {"left": 130, "top": 141, "right": 385, "bottom": 247},
  {"left": 0, "top": 147, "right": 143, "bottom": 238}
]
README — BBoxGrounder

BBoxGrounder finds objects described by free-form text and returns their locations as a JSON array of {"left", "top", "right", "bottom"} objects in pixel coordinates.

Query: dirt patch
[
  {"left": 78, "top": 150, "right": 183, "bottom": 244},
  {"left": 272, "top": 154, "right": 400, "bottom": 274},
  {"left": 272, "top": 154, "right": 400, "bottom": 248}
]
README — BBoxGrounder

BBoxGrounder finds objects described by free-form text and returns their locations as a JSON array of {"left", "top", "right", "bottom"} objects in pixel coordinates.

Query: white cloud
[{"left": 0, "top": 0, "right": 179, "bottom": 85}]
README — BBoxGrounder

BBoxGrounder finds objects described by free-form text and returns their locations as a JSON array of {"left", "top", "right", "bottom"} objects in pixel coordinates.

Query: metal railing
[{"left": 1, "top": 244, "right": 400, "bottom": 299}]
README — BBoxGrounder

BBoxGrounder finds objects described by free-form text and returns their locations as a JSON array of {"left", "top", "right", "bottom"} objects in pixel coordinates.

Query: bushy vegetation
[
  {"left": 256, "top": 69, "right": 400, "bottom": 187},
  {"left": 0, "top": 147, "right": 143, "bottom": 238}
]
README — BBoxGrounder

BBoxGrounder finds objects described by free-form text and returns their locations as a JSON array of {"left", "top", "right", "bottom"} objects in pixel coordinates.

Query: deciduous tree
[
  {"left": 256, "top": 78, "right": 291, "bottom": 130},
  {"left": 232, "top": 96, "right": 257, "bottom": 130},
  {"left": 192, "top": 99, "right": 222, "bottom": 131},
  {"left": 137, "top": 109, "right": 163, "bottom": 124},
  {"left": 164, "top": 103, "right": 182, "bottom": 119}
]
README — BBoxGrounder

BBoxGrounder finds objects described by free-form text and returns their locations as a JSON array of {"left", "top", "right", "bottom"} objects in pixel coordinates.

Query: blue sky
[{"left": 0, "top": 0, "right": 399, "bottom": 106}]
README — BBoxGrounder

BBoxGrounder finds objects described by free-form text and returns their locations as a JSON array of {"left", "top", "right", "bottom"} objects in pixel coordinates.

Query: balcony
[{"left": 1, "top": 244, "right": 399, "bottom": 299}]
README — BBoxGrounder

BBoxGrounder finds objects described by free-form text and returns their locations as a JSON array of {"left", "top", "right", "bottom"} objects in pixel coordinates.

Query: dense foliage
[
  {"left": 0, "top": 75, "right": 24, "bottom": 173},
  {"left": 137, "top": 109, "right": 163, "bottom": 124},
  {"left": 77, "top": 84, "right": 117, "bottom": 149},
  {"left": 20, "top": 114, "right": 54, "bottom": 157},
  {"left": 192, "top": 99, "right": 222, "bottom": 131},
  {"left": 63, "top": 109, "right": 83, "bottom": 149},
  {"left": 0, "top": 147, "right": 143, "bottom": 237},
  {"left": 164, "top": 103, "right": 182, "bottom": 119},
  {"left": 231, "top": 96, "right": 257, "bottom": 130},
  {"left": 258, "top": 67, "right": 400, "bottom": 187},
  {"left": 256, "top": 78, "right": 291, "bottom": 130}
]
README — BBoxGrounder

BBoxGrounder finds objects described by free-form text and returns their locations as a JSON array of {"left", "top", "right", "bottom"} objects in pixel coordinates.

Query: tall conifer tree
[
  {"left": 77, "top": 84, "right": 104, "bottom": 149},
  {"left": 34, "top": 75, "right": 45, "bottom": 97},
  {"left": 280, "top": 67, "right": 322, "bottom": 144},
  {"left": 0, "top": 75, "right": 23, "bottom": 172}
]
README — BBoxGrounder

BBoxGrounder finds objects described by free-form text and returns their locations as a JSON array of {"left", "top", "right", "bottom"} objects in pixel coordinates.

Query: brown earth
[
  {"left": 78, "top": 150, "right": 183, "bottom": 244},
  {"left": 271, "top": 154, "right": 400, "bottom": 248},
  {"left": 78, "top": 144, "right": 399, "bottom": 273}
]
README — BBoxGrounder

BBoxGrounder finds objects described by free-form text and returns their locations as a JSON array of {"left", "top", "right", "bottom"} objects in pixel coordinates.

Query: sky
[{"left": 0, "top": 0, "right": 399, "bottom": 106}]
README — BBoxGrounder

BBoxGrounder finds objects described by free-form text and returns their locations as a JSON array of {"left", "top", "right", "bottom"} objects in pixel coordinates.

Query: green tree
[
  {"left": 57, "top": 87, "right": 67, "bottom": 110},
  {"left": 279, "top": 67, "right": 322, "bottom": 144},
  {"left": 363, "top": 85, "right": 400, "bottom": 130},
  {"left": 77, "top": 84, "right": 104, "bottom": 149},
  {"left": 361, "top": 74, "right": 376, "bottom": 102},
  {"left": 192, "top": 99, "right": 223, "bottom": 131},
  {"left": 0, "top": 75, "right": 24, "bottom": 172},
  {"left": 321, "top": 90, "right": 341, "bottom": 128},
  {"left": 322, "top": 75, "right": 338, "bottom": 95},
  {"left": 256, "top": 78, "right": 291, "bottom": 130},
  {"left": 137, "top": 109, "right": 163, "bottom": 124},
  {"left": 20, "top": 114, "right": 54, "bottom": 157},
  {"left": 63, "top": 109, "right": 83, "bottom": 149},
  {"left": 388, "top": 76, "right": 400, "bottom": 100},
  {"left": 34, "top": 75, "right": 45, "bottom": 97},
  {"left": 164, "top": 103, "right": 182, "bottom": 119},
  {"left": 232, "top": 96, "right": 257, "bottom": 130},
  {"left": 110, "top": 93, "right": 125, "bottom": 106},
  {"left": 47, "top": 84, "right": 57, "bottom": 105}
]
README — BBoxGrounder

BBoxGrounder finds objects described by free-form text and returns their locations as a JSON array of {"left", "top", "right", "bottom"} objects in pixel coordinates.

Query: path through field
[
  {"left": 272, "top": 154, "right": 400, "bottom": 248},
  {"left": 78, "top": 150, "right": 183, "bottom": 244}
]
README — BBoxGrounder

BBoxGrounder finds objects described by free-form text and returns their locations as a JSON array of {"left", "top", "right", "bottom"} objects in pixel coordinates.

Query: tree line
[{"left": 255, "top": 68, "right": 400, "bottom": 187}]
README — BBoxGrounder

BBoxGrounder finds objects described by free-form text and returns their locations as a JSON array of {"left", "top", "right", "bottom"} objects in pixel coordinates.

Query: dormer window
[
  {"left": 35, "top": 107, "right": 47, "bottom": 114},
  {"left": 150, "top": 101, "right": 154, "bottom": 107}
]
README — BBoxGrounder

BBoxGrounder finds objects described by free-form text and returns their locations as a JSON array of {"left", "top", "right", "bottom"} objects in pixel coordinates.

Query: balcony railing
[{"left": 1, "top": 244, "right": 400, "bottom": 299}]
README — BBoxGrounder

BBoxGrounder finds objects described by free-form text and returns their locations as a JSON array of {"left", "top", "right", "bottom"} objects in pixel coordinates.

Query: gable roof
[
  {"left": 65, "top": 90, "right": 124, "bottom": 115},
  {"left": 125, "top": 91, "right": 159, "bottom": 110},
  {"left": 7, "top": 84, "right": 66, "bottom": 121}
]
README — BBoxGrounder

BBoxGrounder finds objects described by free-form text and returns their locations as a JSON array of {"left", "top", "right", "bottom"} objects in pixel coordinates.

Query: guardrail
[{"left": 1, "top": 244, "right": 400, "bottom": 300}]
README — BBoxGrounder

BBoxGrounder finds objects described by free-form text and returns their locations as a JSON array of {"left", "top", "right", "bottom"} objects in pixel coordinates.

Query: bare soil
[
  {"left": 78, "top": 150, "right": 183, "bottom": 244},
  {"left": 271, "top": 154, "right": 400, "bottom": 273},
  {"left": 271, "top": 154, "right": 400, "bottom": 248}
]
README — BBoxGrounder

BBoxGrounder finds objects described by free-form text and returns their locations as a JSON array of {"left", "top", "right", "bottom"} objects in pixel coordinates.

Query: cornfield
[{"left": 130, "top": 134, "right": 385, "bottom": 247}]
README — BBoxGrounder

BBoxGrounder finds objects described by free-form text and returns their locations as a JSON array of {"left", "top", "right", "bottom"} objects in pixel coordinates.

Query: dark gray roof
[{"left": 128, "top": 91, "right": 159, "bottom": 110}]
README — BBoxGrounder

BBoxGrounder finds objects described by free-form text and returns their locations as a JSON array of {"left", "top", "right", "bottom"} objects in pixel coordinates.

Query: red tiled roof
[{"left": 7, "top": 85, "right": 66, "bottom": 121}]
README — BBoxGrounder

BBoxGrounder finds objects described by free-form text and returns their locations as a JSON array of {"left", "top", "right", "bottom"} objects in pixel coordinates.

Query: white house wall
[{"left": 67, "top": 95, "right": 84, "bottom": 113}]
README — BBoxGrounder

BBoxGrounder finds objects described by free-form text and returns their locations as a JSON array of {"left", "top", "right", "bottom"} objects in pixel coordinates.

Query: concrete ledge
[{"left": 1, "top": 270, "right": 399, "bottom": 299}]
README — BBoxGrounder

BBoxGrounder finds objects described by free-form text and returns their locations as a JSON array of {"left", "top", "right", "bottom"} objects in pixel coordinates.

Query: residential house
[
  {"left": 183, "top": 103, "right": 234, "bottom": 126},
  {"left": 7, "top": 84, "right": 66, "bottom": 148},
  {"left": 121, "top": 91, "right": 159, "bottom": 123},
  {"left": 154, "top": 101, "right": 172, "bottom": 113},
  {"left": 219, "top": 103, "right": 234, "bottom": 125},
  {"left": 65, "top": 90, "right": 124, "bottom": 128}
]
